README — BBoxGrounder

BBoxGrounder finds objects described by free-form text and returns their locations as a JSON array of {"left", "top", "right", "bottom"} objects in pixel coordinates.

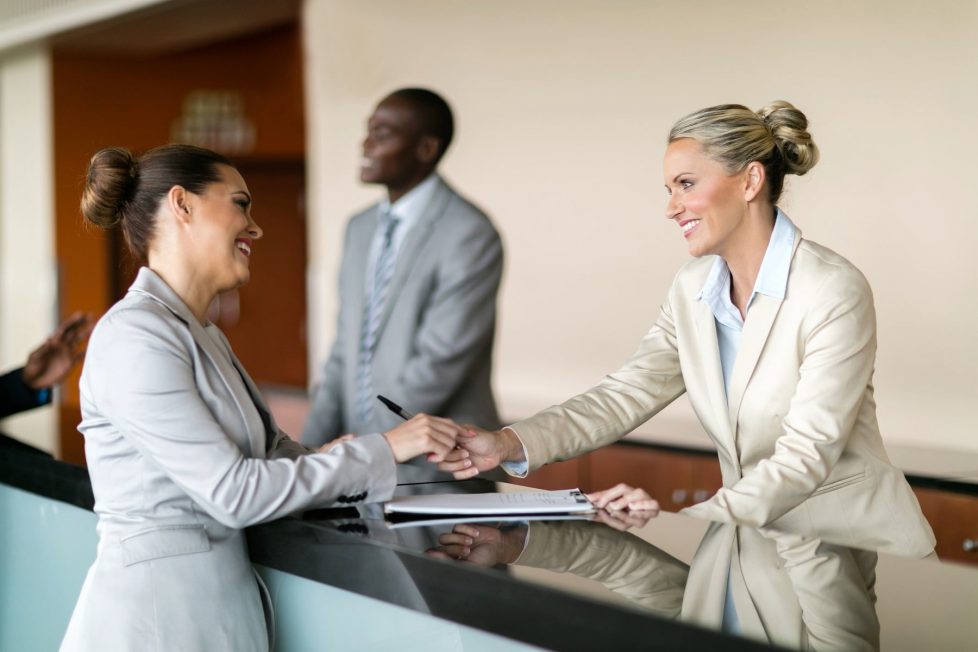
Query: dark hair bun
[
  {"left": 81, "top": 147, "right": 137, "bottom": 228},
  {"left": 757, "top": 100, "right": 820, "bottom": 176}
]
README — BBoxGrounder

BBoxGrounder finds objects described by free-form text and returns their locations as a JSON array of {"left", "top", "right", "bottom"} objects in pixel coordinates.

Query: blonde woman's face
[{"left": 662, "top": 138, "right": 750, "bottom": 259}]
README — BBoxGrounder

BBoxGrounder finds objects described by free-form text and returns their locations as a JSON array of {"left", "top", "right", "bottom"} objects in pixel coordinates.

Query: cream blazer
[
  {"left": 682, "top": 523, "right": 880, "bottom": 651},
  {"left": 517, "top": 520, "right": 879, "bottom": 650},
  {"left": 511, "top": 234, "right": 935, "bottom": 558},
  {"left": 62, "top": 268, "right": 397, "bottom": 651}
]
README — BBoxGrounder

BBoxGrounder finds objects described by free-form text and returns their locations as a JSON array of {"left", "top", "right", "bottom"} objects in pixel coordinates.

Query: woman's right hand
[
  {"left": 427, "top": 523, "right": 528, "bottom": 567},
  {"left": 437, "top": 426, "right": 525, "bottom": 479},
  {"left": 383, "top": 414, "right": 468, "bottom": 463}
]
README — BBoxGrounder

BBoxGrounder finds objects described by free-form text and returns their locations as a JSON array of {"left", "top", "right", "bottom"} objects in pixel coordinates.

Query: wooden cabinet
[
  {"left": 507, "top": 457, "right": 586, "bottom": 491},
  {"left": 586, "top": 444, "right": 722, "bottom": 511},
  {"left": 510, "top": 443, "right": 722, "bottom": 511},
  {"left": 509, "top": 442, "right": 978, "bottom": 567},
  {"left": 913, "top": 487, "right": 978, "bottom": 565}
]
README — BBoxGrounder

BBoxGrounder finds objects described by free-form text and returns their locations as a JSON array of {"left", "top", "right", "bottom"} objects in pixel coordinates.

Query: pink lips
[
  {"left": 235, "top": 237, "right": 252, "bottom": 256},
  {"left": 678, "top": 219, "right": 699, "bottom": 239}
]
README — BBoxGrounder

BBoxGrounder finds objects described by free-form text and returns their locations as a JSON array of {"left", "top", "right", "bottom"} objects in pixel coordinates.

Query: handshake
[{"left": 376, "top": 415, "right": 524, "bottom": 470}]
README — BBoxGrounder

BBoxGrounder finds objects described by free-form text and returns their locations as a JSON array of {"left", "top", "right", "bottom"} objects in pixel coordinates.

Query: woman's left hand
[{"left": 586, "top": 483, "right": 660, "bottom": 513}]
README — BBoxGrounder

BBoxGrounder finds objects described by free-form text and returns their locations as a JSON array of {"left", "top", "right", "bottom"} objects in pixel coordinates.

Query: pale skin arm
[
  {"left": 383, "top": 413, "right": 473, "bottom": 464},
  {"left": 316, "top": 415, "right": 470, "bottom": 463}
]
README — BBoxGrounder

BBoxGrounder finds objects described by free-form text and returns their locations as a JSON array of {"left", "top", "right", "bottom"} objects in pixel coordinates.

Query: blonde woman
[{"left": 441, "top": 102, "right": 935, "bottom": 559}]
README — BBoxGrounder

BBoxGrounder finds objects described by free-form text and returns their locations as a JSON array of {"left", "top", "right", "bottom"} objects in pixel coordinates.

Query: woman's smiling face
[
  {"left": 187, "top": 164, "right": 262, "bottom": 292},
  {"left": 663, "top": 138, "right": 752, "bottom": 260}
]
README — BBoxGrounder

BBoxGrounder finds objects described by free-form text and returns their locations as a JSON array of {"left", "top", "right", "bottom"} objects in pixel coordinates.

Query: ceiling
[{"left": 50, "top": 0, "right": 300, "bottom": 55}]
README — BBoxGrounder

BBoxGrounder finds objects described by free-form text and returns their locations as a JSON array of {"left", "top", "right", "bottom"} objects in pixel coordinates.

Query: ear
[
  {"left": 415, "top": 135, "right": 440, "bottom": 166},
  {"left": 166, "top": 185, "right": 193, "bottom": 224},
  {"left": 743, "top": 161, "right": 766, "bottom": 202}
]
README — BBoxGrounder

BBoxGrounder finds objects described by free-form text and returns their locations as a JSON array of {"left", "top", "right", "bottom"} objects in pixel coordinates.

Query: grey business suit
[
  {"left": 62, "top": 268, "right": 397, "bottom": 651},
  {"left": 304, "top": 175, "right": 503, "bottom": 484}
]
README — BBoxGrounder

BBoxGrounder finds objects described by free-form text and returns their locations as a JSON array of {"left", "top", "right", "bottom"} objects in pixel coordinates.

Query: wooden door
[{"left": 214, "top": 159, "right": 307, "bottom": 387}]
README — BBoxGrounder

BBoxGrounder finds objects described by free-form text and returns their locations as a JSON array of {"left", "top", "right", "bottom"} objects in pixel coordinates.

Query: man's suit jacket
[
  {"left": 510, "top": 233, "right": 935, "bottom": 558},
  {"left": 303, "top": 176, "right": 503, "bottom": 483},
  {"left": 0, "top": 367, "right": 47, "bottom": 419},
  {"left": 62, "top": 268, "right": 397, "bottom": 652}
]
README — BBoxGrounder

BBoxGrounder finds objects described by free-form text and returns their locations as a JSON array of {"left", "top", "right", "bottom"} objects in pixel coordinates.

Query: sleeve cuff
[
  {"left": 500, "top": 426, "right": 530, "bottom": 478},
  {"left": 501, "top": 459, "right": 529, "bottom": 478}
]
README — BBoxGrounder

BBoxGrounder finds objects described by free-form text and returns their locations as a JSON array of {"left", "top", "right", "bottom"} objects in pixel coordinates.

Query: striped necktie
[{"left": 356, "top": 210, "right": 400, "bottom": 424}]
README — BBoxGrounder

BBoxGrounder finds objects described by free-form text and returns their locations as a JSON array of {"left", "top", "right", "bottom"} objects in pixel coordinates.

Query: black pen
[{"left": 377, "top": 395, "right": 415, "bottom": 420}]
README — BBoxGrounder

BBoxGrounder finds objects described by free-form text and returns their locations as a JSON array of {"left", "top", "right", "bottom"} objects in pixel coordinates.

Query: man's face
[{"left": 360, "top": 97, "right": 427, "bottom": 189}]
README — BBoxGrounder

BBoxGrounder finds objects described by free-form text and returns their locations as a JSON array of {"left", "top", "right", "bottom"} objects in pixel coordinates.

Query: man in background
[{"left": 303, "top": 88, "right": 503, "bottom": 484}]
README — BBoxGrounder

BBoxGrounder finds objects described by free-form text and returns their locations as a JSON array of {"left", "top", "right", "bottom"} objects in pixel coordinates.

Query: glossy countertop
[
  {"left": 247, "top": 481, "right": 978, "bottom": 652},
  {"left": 3, "top": 433, "right": 977, "bottom": 651}
]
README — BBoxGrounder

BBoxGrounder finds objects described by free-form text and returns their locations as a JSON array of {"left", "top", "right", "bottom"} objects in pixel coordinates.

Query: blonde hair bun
[{"left": 757, "top": 100, "right": 819, "bottom": 176}]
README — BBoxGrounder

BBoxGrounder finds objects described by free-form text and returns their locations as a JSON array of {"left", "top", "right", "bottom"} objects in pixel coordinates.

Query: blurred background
[{"left": 1, "top": 0, "right": 975, "bottom": 465}]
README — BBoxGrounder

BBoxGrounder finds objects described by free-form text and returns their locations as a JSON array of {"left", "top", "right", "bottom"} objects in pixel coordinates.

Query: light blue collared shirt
[
  {"left": 363, "top": 173, "right": 441, "bottom": 293},
  {"left": 698, "top": 209, "right": 797, "bottom": 397},
  {"left": 698, "top": 208, "right": 796, "bottom": 635}
]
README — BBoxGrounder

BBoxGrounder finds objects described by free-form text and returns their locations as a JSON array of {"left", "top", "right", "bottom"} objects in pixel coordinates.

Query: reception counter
[{"left": 2, "top": 433, "right": 977, "bottom": 651}]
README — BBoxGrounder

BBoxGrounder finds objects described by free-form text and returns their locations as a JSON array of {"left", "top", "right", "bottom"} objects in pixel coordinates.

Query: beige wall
[
  {"left": 0, "top": 44, "right": 57, "bottom": 451},
  {"left": 303, "top": 0, "right": 978, "bottom": 452}
]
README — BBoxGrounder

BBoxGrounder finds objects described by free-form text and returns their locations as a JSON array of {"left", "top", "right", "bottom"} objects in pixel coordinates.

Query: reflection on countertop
[{"left": 295, "top": 482, "right": 978, "bottom": 652}]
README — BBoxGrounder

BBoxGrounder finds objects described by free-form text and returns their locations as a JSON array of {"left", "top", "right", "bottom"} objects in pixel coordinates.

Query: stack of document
[{"left": 384, "top": 488, "right": 596, "bottom": 517}]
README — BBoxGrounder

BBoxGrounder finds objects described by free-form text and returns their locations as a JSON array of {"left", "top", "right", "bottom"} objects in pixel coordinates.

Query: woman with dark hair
[{"left": 61, "top": 145, "right": 465, "bottom": 651}]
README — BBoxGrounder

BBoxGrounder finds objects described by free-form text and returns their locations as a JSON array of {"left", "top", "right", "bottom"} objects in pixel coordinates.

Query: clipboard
[{"left": 383, "top": 488, "right": 596, "bottom": 517}]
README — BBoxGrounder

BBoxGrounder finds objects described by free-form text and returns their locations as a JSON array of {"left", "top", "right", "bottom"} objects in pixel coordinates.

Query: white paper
[
  {"left": 383, "top": 488, "right": 596, "bottom": 516},
  {"left": 386, "top": 513, "right": 595, "bottom": 530}
]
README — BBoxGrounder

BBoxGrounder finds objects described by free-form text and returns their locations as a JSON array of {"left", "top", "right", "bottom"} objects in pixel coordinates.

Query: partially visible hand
[
  {"left": 437, "top": 426, "right": 524, "bottom": 480},
  {"left": 317, "top": 433, "right": 355, "bottom": 454},
  {"left": 586, "top": 484, "right": 660, "bottom": 513},
  {"left": 23, "top": 312, "right": 95, "bottom": 390},
  {"left": 383, "top": 414, "right": 467, "bottom": 463},
  {"left": 426, "top": 523, "right": 527, "bottom": 567}
]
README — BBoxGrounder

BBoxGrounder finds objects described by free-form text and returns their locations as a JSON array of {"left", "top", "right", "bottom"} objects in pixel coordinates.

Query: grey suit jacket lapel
[
  {"left": 228, "top": 348, "right": 279, "bottom": 457},
  {"left": 129, "top": 267, "right": 265, "bottom": 458}
]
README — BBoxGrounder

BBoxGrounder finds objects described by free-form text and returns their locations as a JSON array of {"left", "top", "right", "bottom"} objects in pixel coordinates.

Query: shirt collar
[
  {"left": 377, "top": 172, "right": 440, "bottom": 232},
  {"left": 753, "top": 208, "right": 796, "bottom": 301},
  {"left": 697, "top": 209, "right": 797, "bottom": 326}
]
